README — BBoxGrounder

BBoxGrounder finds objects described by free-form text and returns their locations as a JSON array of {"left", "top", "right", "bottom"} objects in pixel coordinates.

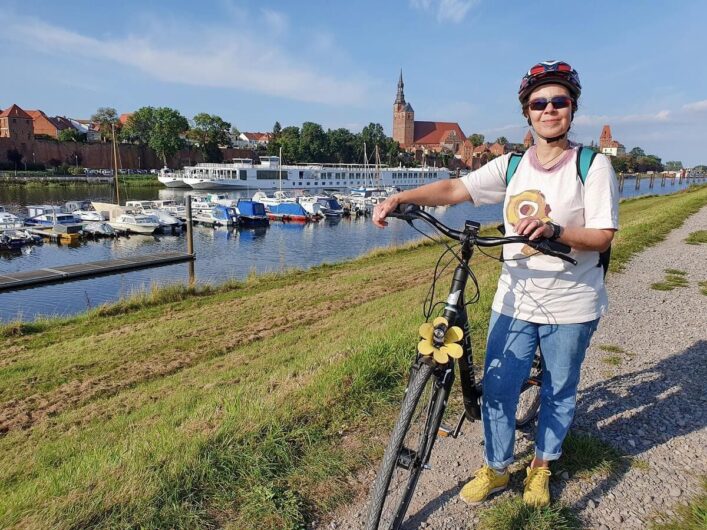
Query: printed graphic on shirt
[{"left": 506, "top": 189, "right": 553, "bottom": 256}]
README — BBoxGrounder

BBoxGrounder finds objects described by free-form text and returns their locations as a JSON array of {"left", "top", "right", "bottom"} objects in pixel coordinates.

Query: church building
[{"left": 392, "top": 72, "right": 465, "bottom": 156}]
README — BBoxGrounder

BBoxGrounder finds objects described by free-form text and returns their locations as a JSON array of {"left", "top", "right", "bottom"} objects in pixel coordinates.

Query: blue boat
[
  {"left": 266, "top": 202, "right": 311, "bottom": 222},
  {"left": 236, "top": 199, "right": 270, "bottom": 227}
]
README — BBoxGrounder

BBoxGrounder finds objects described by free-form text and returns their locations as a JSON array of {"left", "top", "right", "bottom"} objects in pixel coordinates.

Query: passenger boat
[{"left": 176, "top": 156, "right": 449, "bottom": 190}]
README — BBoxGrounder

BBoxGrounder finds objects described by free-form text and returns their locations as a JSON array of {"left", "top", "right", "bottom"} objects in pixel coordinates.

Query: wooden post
[
  {"left": 649, "top": 173, "right": 655, "bottom": 189},
  {"left": 186, "top": 194, "right": 195, "bottom": 286},
  {"left": 635, "top": 173, "right": 641, "bottom": 190},
  {"left": 618, "top": 173, "right": 624, "bottom": 192}
]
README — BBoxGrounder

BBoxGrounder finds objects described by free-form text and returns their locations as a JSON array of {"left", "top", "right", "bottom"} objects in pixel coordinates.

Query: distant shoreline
[{"left": 0, "top": 174, "right": 162, "bottom": 187}]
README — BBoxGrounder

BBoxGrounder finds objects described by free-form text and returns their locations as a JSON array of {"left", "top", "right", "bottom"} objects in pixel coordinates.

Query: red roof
[
  {"left": 119, "top": 113, "right": 133, "bottom": 125},
  {"left": 412, "top": 121, "right": 466, "bottom": 145},
  {"left": 0, "top": 104, "right": 32, "bottom": 120}
]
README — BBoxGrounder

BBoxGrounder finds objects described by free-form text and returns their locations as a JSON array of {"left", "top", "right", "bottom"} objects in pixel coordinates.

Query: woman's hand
[
  {"left": 372, "top": 195, "right": 401, "bottom": 228},
  {"left": 514, "top": 216, "right": 553, "bottom": 241}
]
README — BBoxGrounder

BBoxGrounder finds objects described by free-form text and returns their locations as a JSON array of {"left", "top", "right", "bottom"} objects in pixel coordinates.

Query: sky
[{"left": 1, "top": 0, "right": 706, "bottom": 166}]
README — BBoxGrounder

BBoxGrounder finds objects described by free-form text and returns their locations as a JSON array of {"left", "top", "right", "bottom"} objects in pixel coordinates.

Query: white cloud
[
  {"left": 0, "top": 11, "right": 370, "bottom": 106},
  {"left": 682, "top": 99, "right": 707, "bottom": 111},
  {"left": 410, "top": 0, "right": 478, "bottom": 24},
  {"left": 573, "top": 110, "right": 671, "bottom": 126}
]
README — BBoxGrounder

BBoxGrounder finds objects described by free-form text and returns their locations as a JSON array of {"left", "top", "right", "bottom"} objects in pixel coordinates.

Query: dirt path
[{"left": 328, "top": 205, "right": 707, "bottom": 529}]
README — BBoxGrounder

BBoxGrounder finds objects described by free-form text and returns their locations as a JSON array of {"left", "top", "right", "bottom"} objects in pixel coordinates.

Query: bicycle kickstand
[{"left": 437, "top": 411, "right": 467, "bottom": 439}]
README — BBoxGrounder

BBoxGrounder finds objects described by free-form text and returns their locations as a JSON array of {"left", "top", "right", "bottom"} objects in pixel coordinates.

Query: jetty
[{"left": 0, "top": 251, "right": 194, "bottom": 292}]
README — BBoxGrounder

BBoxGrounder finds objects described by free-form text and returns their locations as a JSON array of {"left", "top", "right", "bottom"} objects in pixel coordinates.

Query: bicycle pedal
[{"left": 437, "top": 424, "right": 453, "bottom": 437}]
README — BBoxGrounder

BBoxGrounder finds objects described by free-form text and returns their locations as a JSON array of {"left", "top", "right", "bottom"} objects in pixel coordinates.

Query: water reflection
[{"left": 0, "top": 179, "right": 701, "bottom": 322}]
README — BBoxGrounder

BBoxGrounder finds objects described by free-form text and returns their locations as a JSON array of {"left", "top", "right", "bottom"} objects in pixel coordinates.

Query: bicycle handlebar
[{"left": 389, "top": 203, "right": 577, "bottom": 265}]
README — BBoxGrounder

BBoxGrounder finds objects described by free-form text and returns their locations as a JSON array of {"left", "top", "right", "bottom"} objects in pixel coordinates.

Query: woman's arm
[
  {"left": 515, "top": 217, "right": 615, "bottom": 252},
  {"left": 372, "top": 179, "right": 471, "bottom": 227}
]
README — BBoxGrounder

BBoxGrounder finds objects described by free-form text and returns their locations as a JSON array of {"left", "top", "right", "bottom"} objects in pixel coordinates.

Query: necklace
[{"left": 537, "top": 148, "right": 567, "bottom": 167}]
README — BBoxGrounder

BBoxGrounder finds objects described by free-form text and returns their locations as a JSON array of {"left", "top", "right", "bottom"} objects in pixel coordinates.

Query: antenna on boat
[{"left": 279, "top": 146, "right": 283, "bottom": 193}]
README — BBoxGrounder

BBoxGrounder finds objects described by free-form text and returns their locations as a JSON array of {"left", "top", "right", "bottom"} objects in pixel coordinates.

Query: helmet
[{"left": 518, "top": 60, "right": 581, "bottom": 103}]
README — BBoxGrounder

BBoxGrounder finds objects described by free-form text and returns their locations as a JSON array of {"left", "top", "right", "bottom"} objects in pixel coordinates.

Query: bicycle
[{"left": 365, "top": 204, "right": 576, "bottom": 530}]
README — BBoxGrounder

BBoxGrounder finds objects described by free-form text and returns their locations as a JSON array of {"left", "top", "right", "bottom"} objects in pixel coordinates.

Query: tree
[
  {"left": 272, "top": 121, "right": 282, "bottom": 136},
  {"left": 187, "top": 113, "right": 232, "bottom": 162},
  {"left": 121, "top": 107, "right": 156, "bottom": 145},
  {"left": 58, "top": 128, "right": 85, "bottom": 142},
  {"left": 299, "top": 122, "right": 328, "bottom": 162},
  {"left": 468, "top": 133, "right": 485, "bottom": 147},
  {"left": 629, "top": 146, "right": 645, "bottom": 157},
  {"left": 149, "top": 107, "right": 189, "bottom": 166},
  {"left": 664, "top": 161, "right": 683, "bottom": 171},
  {"left": 6, "top": 148, "right": 22, "bottom": 171},
  {"left": 91, "top": 107, "right": 119, "bottom": 142},
  {"left": 268, "top": 126, "right": 301, "bottom": 162},
  {"left": 327, "top": 128, "right": 357, "bottom": 163},
  {"left": 495, "top": 136, "right": 508, "bottom": 145}
]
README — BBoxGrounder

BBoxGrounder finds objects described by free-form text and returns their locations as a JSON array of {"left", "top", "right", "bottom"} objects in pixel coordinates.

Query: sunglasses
[{"left": 527, "top": 96, "right": 573, "bottom": 111}]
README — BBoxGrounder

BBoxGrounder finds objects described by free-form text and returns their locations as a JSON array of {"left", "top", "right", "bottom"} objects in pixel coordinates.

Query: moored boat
[
  {"left": 235, "top": 199, "right": 269, "bottom": 227},
  {"left": 108, "top": 214, "right": 160, "bottom": 234}
]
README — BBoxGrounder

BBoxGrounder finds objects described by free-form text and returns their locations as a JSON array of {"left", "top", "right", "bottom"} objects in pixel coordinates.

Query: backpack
[{"left": 504, "top": 146, "right": 611, "bottom": 277}]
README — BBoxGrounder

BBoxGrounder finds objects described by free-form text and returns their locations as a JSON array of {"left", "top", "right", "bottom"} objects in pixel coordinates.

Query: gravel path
[{"left": 327, "top": 205, "right": 707, "bottom": 529}]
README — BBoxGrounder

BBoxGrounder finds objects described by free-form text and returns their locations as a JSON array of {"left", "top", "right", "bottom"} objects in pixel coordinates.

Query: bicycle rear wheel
[
  {"left": 516, "top": 349, "right": 542, "bottom": 427},
  {"left": 365, "top": 361, "right": 448, "bottom": 530}
]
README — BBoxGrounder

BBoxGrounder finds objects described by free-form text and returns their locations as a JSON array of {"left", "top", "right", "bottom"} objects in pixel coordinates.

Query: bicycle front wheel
[
  {"left": 365, "top": 361, "right": 448, "bottom": 530},
  {"left": 516, "top": 349, "right": 542, "bottom": 427}
]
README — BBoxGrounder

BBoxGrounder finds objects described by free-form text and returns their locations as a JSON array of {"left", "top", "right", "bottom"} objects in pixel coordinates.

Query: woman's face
[{"left": 525, "top": 84, "right": 572, "bottom": 139}]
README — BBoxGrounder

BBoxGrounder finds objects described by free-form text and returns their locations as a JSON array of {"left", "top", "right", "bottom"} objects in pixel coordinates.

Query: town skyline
[{"left": 1, "top": 0, "right": 705, "bottom": 166}]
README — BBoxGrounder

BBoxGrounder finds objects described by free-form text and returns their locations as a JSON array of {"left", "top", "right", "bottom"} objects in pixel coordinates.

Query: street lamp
[
  {"left": 74, "top": 154, "right": 78, "bottom": 169},
  {"left": 138, "top": 155, "right": 141, "bottom": 170}
]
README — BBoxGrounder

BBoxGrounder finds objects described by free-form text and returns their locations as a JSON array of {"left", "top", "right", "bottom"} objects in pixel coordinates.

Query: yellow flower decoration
[{"left": 417, "top": 316, "right": 464, "bottom": 364}]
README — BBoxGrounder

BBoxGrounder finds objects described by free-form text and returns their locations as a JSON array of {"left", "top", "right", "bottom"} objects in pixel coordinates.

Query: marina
[{"left": 0, "top": 177, "right": 701, "bottom": 322}]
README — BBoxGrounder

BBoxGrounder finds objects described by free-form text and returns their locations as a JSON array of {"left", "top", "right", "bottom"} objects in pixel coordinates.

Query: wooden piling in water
[{"left": 186, "top": 194, "right": 195, "bottom": 286}]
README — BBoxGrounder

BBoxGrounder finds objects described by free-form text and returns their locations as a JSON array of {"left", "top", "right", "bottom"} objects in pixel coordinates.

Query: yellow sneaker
[
  {"left": 523, "top": 466, "right": 551, "bottom": 507},
  {"left": 459, "top": 466, "right": 509, "bottom": 505}
]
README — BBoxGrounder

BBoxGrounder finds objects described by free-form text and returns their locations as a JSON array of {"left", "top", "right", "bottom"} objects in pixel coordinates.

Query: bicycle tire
[
  {"left": 516, "top": 349, "right": 542, "bottom": 427},
  {"left": 365, "top": 361, "right": 448, "bottom": 530}
]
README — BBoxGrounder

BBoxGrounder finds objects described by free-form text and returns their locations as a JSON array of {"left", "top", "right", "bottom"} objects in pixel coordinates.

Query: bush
[{"left": 68, "top": 165, "right": 85, "bottom": 176}]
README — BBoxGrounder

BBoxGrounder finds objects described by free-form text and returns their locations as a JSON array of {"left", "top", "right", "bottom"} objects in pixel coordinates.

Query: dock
[{"left": 0, "top": 251, "right": 194, "bottom": 292}]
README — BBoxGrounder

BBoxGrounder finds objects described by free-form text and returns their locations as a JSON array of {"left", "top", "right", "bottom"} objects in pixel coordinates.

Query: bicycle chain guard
[{"left": 417, "top": 316, "right": 464, "bottom": 364}]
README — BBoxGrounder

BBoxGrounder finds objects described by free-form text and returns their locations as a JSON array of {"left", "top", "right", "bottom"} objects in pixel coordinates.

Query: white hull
[
  {"left": 158, "top": 175, "right": 190, "bottom": 188},
  {"left": 175, "top": 157, "right": 449, "bottom": 190},
  {"left": 108, "top": 222, "right": 158, "bottom": 234}
]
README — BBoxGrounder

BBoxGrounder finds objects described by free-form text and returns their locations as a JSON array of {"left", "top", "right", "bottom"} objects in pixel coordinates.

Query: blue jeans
[{"left": 482, "top": 311, "right": 599, "bottom": 468}]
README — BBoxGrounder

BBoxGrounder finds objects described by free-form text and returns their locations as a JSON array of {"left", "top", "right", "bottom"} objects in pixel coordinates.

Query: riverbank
[
  {"left": 0, "top": 173, "right": 162, "bottom": 187},
  {"left": 1, "top": 185, "right": 706, "bottom": 529}
]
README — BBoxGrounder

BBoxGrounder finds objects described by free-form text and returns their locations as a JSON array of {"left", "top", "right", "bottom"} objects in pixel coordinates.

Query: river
[{"left": 0, "top": 178, "right": 699, "bottom": 322}]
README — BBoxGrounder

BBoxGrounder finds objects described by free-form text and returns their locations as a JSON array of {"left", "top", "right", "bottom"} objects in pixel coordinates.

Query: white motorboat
[
  {"left": 108, "top": 214, "right": 159, "bottom": 234},
  {"left": 158, "top": 167, "right": 189, "bottom": 188},
  {"left": 82, "top": 222, "right": 116, "bottom": 237},
  {"left": 64, "top": 200, "right": 105, "bottom": 221},
  {"left": 124, "top": 201, "right": 183, "bottom": 228},
  {"left": 0, "top": 207, "right": 23, "bottom": 230},
  {"left": 152, "top": 200, "right": 187, "bottom": 220}
]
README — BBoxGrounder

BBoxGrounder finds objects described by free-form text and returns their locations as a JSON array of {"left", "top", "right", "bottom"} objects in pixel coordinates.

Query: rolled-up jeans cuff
[
  {"left": 485, "top": 456, "right": 514, "bottom": 469},
  {"left": 535, "top": 448, "right": 562, "bottom": 461}
]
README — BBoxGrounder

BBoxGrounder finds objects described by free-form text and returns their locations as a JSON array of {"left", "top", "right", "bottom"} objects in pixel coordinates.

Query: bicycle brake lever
[{"left": 528, "top": 239, "right": 577, "bottom": 265}]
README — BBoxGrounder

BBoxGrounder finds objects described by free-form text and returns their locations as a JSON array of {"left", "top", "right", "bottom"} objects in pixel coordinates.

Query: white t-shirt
[{"left": 460, "top": 146, "right": 619, "bottom": 324}]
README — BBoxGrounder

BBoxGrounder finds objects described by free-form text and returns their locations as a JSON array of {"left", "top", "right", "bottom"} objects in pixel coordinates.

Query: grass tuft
[
  {"left": 684, "top": 230, "right": 707, "bottom": 245},
  {"left": 699, "top": 281, "right": 707, "bottom": 296},
  {"left": 552, "top": 432, "right": 623, "bottom": 479},
  {"left": 599, "top": 344, "right": 625, "bottom": 354},
  {"left": 478, "top": 497, "right": 581, "bottom": 530},
  {"left": 651, "top": 268, "right": 690, "bottom": 291},
  {"left": 650, "top": 477, "right": 707, "bottom": 529},
  {"left": 602, "top": 355, "right": 622, "bottom": 366}
]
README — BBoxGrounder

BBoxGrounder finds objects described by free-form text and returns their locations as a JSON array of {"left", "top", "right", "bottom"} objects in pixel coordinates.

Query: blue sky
[{"left": 2, "top": 0, "right": 706, "bottom": 165}]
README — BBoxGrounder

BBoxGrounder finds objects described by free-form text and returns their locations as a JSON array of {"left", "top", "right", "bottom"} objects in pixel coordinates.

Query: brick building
[
  {"left": 0, "top": 104, "right": 34, "bottom": 143},
  {"left": 26, "top": 110, "right": 76, "bottom": 139},
  {"left": 599, "top": 124, "right": 625, "bottom": 156},
  {"left": 392, "top": 72, "right": 465, "bottom": 156}
]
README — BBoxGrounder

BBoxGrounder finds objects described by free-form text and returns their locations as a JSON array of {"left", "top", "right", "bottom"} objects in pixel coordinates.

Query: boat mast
[
  {"left": 112, "top": 123, "right": 120, "bottom": 205},
  {"left": 363, "top": 142, "right": 368, "bottom": 187},
  {"left": 279, "top": 146, "right": 283, "bottom": 192}
]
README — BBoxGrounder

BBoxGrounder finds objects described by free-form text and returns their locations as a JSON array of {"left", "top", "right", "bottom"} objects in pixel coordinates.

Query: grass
[
  {"left": 685, "top": 230, "right": 707, "bottom": 245},
  {"left": 699, "top": 281, "right": 707, "bottom": 296},
  {"left": 0, "top": 184, "right": 705, "bottom": 529},
  {"left": 602, "top": 355, "right": 622, "bottom": 366},
  {"left": 651, "top": 268, "right": 690, "bottom": 291},
  {"left": 598, "top": 344, "right": 626, "bottom": 354},
  {"left": 478, "top": 498, "right": 581, "bottom": 530},
  {"left": 650, "top": 477, "right": 707, "bottom": 530},
  {"left": 552, "top": 431, "right": 623, "bottom": 480}
]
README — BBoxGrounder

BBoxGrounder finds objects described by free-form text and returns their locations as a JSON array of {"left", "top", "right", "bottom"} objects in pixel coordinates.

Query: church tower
[
  {"left": 599, "top": 125, "right": 613, "bottom": 149},
  {"left": 393, "top": 71, "right": 414, "bottom": 147}
]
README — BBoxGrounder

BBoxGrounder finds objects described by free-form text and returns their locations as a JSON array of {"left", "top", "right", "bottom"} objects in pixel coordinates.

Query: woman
[{"left": 372, "top": 60, "right": 619, "bottom": 507}]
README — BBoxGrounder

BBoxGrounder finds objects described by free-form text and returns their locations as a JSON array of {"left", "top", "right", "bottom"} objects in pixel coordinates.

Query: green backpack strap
[
  {"left": 576, "top": 146, "right": 597, "bottom": 184},
  {"left": 505, "top": 153, "right": 523, "bottom": 185}
]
